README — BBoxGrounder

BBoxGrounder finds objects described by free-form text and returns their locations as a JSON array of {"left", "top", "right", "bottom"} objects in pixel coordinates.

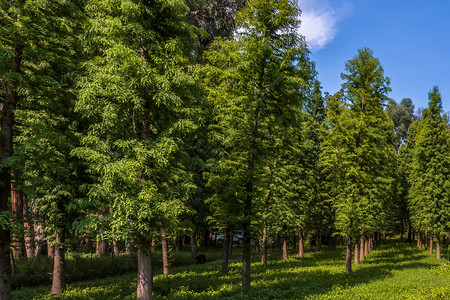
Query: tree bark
[
  {"left": 315, "top": 231, "right": 320, "bottom": 252},
  {"left": 298, "top": 230, "right": 304, "bottom": 258},
  {"left": 221, "top": 227, "right": 231, "bottom": 275},
  {"left": 261, "top": 222, "right": 268, "bottom": 265},
  {"left": 364, "top": 238, "right": 369, "bottom": 256},
  {"left": 11, "top": 186, "right": 24, "bottom": 260},
  {"left": 23, "top": 197, "right": 34, "bottom": 257},
  {"left": 282, "top": 228, "right": 288, "bottom": 260},
  {"left": 436, "top": 234, "right": 441, "bottom": 260},
  {"left": 33, "top": 219, "right": 45, "bottom": 256},
  {"left": 137, "top": 246, "right": 152, "bottom": 300},
  {"left": 360, "top": 237, "right": 365, "bottom": 262},
  {"left": 96, "top": 228, "right": 108, "bottom": 255},
  {"left": 429, "top": 235, "right": 433, "bottom": 254},
  {"left": 161, "top": 229, "right": 170, "bottom": 276},
  {"left": 345, "top": 238, "right": 352, "bottom": 274},
  {"left": 417, "top": 232, "right": 422, "bottom": 249},
  {"left": 354, "top": 242, "right": 360, "bottom": 265},
  {"left": 190, "top": 231, "right": 197, "bottom": 258},
  {"left": 112, "top": 238, "right": 120, "bottom": 256},
  {"left": 48, "top": 240, "right": 54, "bottom": 257},
  {"left": 51, "top": 232, "right": 66, "bottom": 295}
]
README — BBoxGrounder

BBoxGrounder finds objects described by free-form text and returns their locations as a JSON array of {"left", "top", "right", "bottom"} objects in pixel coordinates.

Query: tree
[
  {"left": 75, "top": 1, "right": 197, "bottom": 299},
  {"left": 321, "top": 48, "right": 394, "bottom": 273},
  {"left": 408, "top": 86, "right": 450, "bottom": 260},
  {"left": 204, "top": 0, "right": 311, "bottom": 288}
]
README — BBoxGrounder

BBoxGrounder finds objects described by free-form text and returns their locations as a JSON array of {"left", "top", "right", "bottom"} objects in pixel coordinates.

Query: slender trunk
[
  {"left": 33, "top": 220, "right": 45, "bottom": 256},
  {"left": 161, "top": 229, "right": 170, "bottom": 276},
  {"left": 298, "top": 230, "right": 304, "bottom": 258},
  {"left": 407, "top": 225, "right": 412, "bottom": 243},
  {"left": 315, "top": 232, "right": 320, "bottom": 252},
  {"left": 51, "top": 232, "right": 66, "bottom": 295},
  {"left": 190, "top": 231, "right": 197, "bottom": 258},
  {"left": 424, "top": 232, "right": 428, "bottom": 250},
  {"left": 241, "top": 169, "right": 253, "bottom": 290},
  {"left": 360, "top": 237, "right": 365, "bottom": 262},
  {"left": 96, "top": 228, "right": 108, "bottom": 255},
  {"left": 112, "top": 239, "right": 119, "bottom": 256},
  {"left": 261, "top": 222, "right": 268, "bottom": 265},
  {"left": 255, "top": 238, "right": 259, "bottom": 252},
  {"left": 354, "top": 242, "right": 360, "bottom": 265},
  {"left": 429, "top": 235, "right": 433, "bottom": 254},
  {"left": 221, "top": 227, "right": 230, "bottom": 275},
  {"left": 48, "top": 240, "right": 54, "bottom": 257},
  {"left": 23, "top": 197, "right": 34, "bottom": 257},
  {"left": 11, "top": 187, "right": 24, "bottom": 260},
  {"left": 345, "top": 238, "right": 352, "bottom": 274},
  {"left": 228, "top": 230, "right": 233, "bottom": 257},
  {"left": 369, "top": 236, "right": 373, "bottom": 251},
  {"left": 136, "top": 246, "right": 152, "bottom": 300},
  {"left": 282, "top": 228, "right": 288, "bottom": 260},
  {"left": 364, "top": 238, "right": 369, "bottom": 257},
  {"left": 436, "top": 235, "right": 441, "bottom": 260},
  {"left": 417, "top": 232, "right": 422, "bottom": 249}
]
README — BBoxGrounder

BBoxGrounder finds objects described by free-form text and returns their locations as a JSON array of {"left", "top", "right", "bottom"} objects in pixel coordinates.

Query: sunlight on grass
[{"left": 12, "top": 242, "right": 449, "bottom": 300}]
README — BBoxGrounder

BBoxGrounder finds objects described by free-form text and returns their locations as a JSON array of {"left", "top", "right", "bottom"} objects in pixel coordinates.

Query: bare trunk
[
  {"left": 190, "top": 231, "right": 197, "bottom": 258},
  {"left": 429, "top": 235, "right": 433, "bottom": 254},
  {"left": 360, "top": 237, "right": 365, "bottom": 262},
  {"left": 221, "top": 227, "right": 230, "bottom": 275},
  {"left": 23, "top": 197, "right": 34, "bottom": 257},
  {"left": 436, "top": 235, "right": 441, "bottom": 260},
  {"left": 315, "top": 232, "right": 320, "bottom": 252},
  {"left": 113, "top": 238, "right": 120, "bottom": 256},
  {"left": 354, "top": 242, "right": 360, "bottom": 265},
  {"left": 417, "top": 232, "right": 422, "bottom": 249},
  {"left": 161, "top": 229, "right": 170, "bottom": 276},
  {"left": 282, "top": 228, "right": 288, "bottom": 260},
  {"left": 48, "top": 240, "right": 54, "bottom": 257},
  {"left": 33, "top": 220, "right": 45, "bottom": 256},
  {"left": 364, "top": 238, "right": 369, "bottom": 256},
  {"left": 345, "top": 238, "right": 352, "bottom": 274},
  {"left": 51, "top": 232, "right": 66, "bottom": 295},
  {"left": 369, "top": 236, "right": 373, "bottom": 251},
  {"left": 136, "top": 246, "right": 152, "bottom": 300},
  {"left": 11, "top": 187, "right": 24, "bottom": 260},
  {"left": 298, "top": 230, "right": 304, "bottom": 258},
  {"left": 424, "top": 232, "right": 428, "bottom": 250},
  {"left": 96, "top": 228, "right": 108, "bottom": 255},
  {"left": 228, "top": 230, "right": 233, "bottom": 257},
  {"left": 261, "top": 222, "right": 268, "bottom": 265}
]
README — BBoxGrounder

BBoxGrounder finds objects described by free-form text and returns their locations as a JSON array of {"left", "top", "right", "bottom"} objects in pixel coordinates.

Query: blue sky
[{"left": 298, "top": 0, "right": 450, "bottom": 114}]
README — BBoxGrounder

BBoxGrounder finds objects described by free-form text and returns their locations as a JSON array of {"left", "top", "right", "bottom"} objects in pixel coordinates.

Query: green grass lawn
[{"left": 12, "top": 242, "right": 450, "bottom": 299}]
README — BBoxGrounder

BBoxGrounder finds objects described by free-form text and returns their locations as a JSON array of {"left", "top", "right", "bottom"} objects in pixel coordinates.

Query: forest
[{"left": 0, "top": 0, "right": 449, "bottom": 299}]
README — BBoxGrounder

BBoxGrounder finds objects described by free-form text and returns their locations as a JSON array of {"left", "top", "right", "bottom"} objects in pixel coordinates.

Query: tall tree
[
  {"left": 408, "top": 86, "right": 450, "bottom": 260},
  {"left": 321, "top": 48, "right": 394, "bottom": 273},
  {"left": 204, "top": 0, "right": 311, "bottom": 289},
  {"left": 75, "top": 1, "right": 197, "bottom": 299}
]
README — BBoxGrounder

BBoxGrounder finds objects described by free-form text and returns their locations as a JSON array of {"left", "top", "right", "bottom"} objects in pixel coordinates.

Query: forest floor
[{"left": 12, "top": 241, "right": 450, "bottom": 299}]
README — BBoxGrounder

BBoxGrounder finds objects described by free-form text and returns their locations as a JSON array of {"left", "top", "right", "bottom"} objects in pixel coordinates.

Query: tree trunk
[
  {"left": 261, "top": 222, "right": 268, "bottom": 265},
  {"left": 23, "top": 197, "right": 34, "bottom": 257},
  {"left": 190, "top": 231, "right": 197, "bottom": 258},
  {"left": 241, "top": 180, "right": 252, "bottom": 290},
  {"left": 11, "top": 186, "right": 24, "bottom": 260},
  {"left": 345, "top": 238, "right": 352, "bottom": 274},
  {"left": 33, "top": 220, "right": 45, "bottom": 256},
  {"left": 298, "top": 230, "right": 304, "bottom": 258},
  {"left": 417, "top": 232, "right": 422, "bottom": 249},
  {"left": 51, "top": 232, "right": 66, "bottom": 295},
  {"left": 364, "top": 238, "right": 369, "bottom": 256},
  {"left": 161, "top": 229, "right": 170, "bottom": 276},
  {"left": 315, "top": 232, "right": 320, "bottom": 252},
  {"left": 136, "top": 246, "right": 152, "bottom": 300},
  {"left": 436, "top": 234, "right": 441, "bottom": 260},
  {"left": 424, "top": 232, "right": 428, "bottom": 250},
  {"left": 228, "top": 230, "right": 233, "bottom": 257},
  {"left": 0, "top": 2, "right": 24, "bottom": 297},
  {"left": 360, "top": 237, "right": 365, "bottom": 262},
  {"left": 221, "top": 227, "right": 231, "bottom": 275},
  {"left": 429, "top": 235, "right": 433, "bottom": 254},
  {"left": 112, "top": 238, "right": 120, "bottom": 256},
  {"left": 282, "top": 228, "right": 288, "bottom": 260},
  {"left": 354, "top": 242, "right": 360, "bottom": 265},
  {"left": 96, "top": 228, "right": 108, "bottom": 255},
  {"left": 369, "top": 236, "right": 373, "bottom": 251},
  {"left": 48, "top": 240, "right": 54, "bottom": 257}
]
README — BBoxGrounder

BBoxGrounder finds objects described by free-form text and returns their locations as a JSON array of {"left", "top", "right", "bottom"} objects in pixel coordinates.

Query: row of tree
[{"left": 1, "top": 0, "right": 449, "bottom": 299}]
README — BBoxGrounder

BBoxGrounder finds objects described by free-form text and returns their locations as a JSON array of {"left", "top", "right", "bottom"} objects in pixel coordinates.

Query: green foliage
[
  {"left": 12, "top": 242, "right": 450, "bottom": 299},
  {"left": 408, "top": 86, "right": 450, "bottom": 237}
]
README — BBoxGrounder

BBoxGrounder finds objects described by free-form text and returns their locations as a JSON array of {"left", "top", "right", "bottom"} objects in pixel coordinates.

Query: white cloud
[{"left": 298, "top": 0, "right": 352, "bottom": 51}]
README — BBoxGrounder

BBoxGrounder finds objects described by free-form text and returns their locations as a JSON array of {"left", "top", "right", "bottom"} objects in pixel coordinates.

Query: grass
[{"left": 12, "top": 242, "right": 450, "bottom": 299}]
